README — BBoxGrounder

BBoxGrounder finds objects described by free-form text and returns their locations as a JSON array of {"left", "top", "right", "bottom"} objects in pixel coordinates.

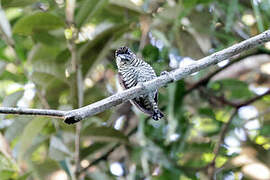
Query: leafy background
[{"left": 0, "top": 0, "right": 270, "bottom": 180}]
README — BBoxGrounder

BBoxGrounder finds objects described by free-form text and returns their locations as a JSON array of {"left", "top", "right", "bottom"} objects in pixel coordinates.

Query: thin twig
[
  {"left": 210, "top": 89, "right": 270, "bottom": 108},
  {"left": 206, "top": 89, "right": 270, "bottom": 179},
  {"left": 185, "top": 49, "right": 260, "bottom": 94},
  {"left": 0, "top": 30, "right": 270, "bottom": 123},
  {"left": 79, "top": 126, "right": 138, "bottom": 175},
  {"left": 207, "top": 109, "right": 238, "bottom": 180}
]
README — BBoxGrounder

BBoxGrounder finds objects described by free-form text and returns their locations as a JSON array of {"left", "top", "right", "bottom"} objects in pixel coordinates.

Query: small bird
[{"left": 115, "top": 46, "right": 164, "bottom": 120}]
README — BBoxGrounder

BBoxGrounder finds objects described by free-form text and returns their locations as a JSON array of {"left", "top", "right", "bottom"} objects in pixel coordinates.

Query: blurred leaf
[
  {"left": 151, "top": 30, "right": 170, "bottom": 47},
  {"left": 32, "top": 32, "right": 62, "bottom": 46},
  {"left": 79, "top": 22, "right": 129, "bottom": 75},
  {"left": 0, "top": 169, "right": 15, "bottom": 180},
  {"left": 4, "top": 117, "right": 31, "bottom": 142},
  {"left": 59, "top": 159, "right": 73, "bottom": 179},
  {"left": 32, "top": 61, "right": 67, "bottom": 83},
  {"left": 0, "top": 61, "right": 6, "bottom": 76},
  {"left": 0, "top": 152, "right": 17, "bottom": 179},
  {"left": 76, "top": 0, "right": 108, "bottom": 28},
  {"left": 82, "top": 126, "right": 129, "bottom": 143},
  {"left": 16, "top": 172, "right": 31, "bottom": 180},
  {"left": 19, "top": 117, "right": 49, "bottom": 161},
  {"left": 142, "top": 44, "right": 159, "bottom": 62},
  {"left": 1, "top": 0, "right": 37, "bottom": 8},
  {"left": 260, "top": 124, "right": 270, "bottom": 137},
  {"left": 2, "top": 90, "right": 24, "bottom": 107},
  {"left": 13, "top": 12, "right": 64, "bottom": 35},
  {"left": 225, "top": 0, "right": 238, "bottom": 32},
  {"left": 199, "top": 107, "right": 216, "bottom": 120},
  {"left": 209, "top": 79, "right": 254, "bottom": 99},
  {"left": 0, "top": 6, "right": 12, "bottom": 39},
  {"left": 49, "top": 136, "right": 72, "bottom": 161},
  {"left": 251, "top": 0, "right": 264, "bottom": 32},
  {"left": 80, "top": 142, "right": 107, "bottom": 159},
  {"left": 152, "top": 168, "right": 181, "bottom": 180},
  {"left": 109, "top": 0, "right": 144, "bottom": 14}
]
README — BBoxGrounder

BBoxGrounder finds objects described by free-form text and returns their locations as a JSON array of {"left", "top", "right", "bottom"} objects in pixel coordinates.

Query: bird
[{"left": 115, "top": 46, "right": 164, "bottom": 120}]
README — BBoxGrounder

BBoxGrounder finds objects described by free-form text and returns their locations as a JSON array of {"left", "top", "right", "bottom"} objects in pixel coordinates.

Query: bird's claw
[{"left": 161, "top": 71, "right": 176, "bottom": 83}]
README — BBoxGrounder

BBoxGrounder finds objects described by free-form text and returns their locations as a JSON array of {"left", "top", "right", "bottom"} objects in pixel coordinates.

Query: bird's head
[{"left": 115, "top": 46, "right": 136, "bottom": 67}]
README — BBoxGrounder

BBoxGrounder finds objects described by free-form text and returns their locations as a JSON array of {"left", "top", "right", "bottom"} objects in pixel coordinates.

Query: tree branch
[
  {"left": 64, "top": 30, "right": 270, "bottom": 123},
  {"left": 0, "top": 30, "right": 269, "bottom": 124},
  {"left": 0, "top": 107, "right": 65, "bottom": 117},
  {"left": 185, "top": 49, "right": 261, "bottom": 94}
]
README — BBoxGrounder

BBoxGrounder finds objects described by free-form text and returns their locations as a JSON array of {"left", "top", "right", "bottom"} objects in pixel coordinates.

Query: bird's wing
[{"left": 118, "top": 72, "right": 154, "bottom": 116}]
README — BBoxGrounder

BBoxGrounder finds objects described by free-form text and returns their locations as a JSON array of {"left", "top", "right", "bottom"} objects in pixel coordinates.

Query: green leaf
[
  {"left": 32, "top": 32, "right": 62, "bottom": 46},
  {"left": 76, "top": 0, "right": 108, "bottom": 28},
  {"left": 59, "top": 159, "right": 73, "bottom": 179},
  {"left": 32, "top": 61, "right": 66, "bottom": 83},
  {"left": 251, "top": 0, "right": 264, "bottom": 32},
  {"left": 0, "top": 7, "right": 12, "bottom": 39},
  {"left": 0, "top": 170, "right": 15, "bottom": 180},
  {"left": 82, "top": 126, "right": 129, "bottom": 143},
  {"left": 209, "top": 79, "right": 254, "bottom": 100},
  {"left": 2, "top": 0, "right": 37, "bottom": 8},
  {"left": 4, "top": 117, "right": 31, "bottom": 142},
  {"left": 225, "top": 0, "right": 238, "bottom": 32},
  {"left": 49, "top": 136, "right": 72, "bottom": 161},
  {"left": 109, "top": 0, "right": 144, "bottom": 14},
  {"left": 16, "top": 172, "right": 31, "bottom": 180},
  {"left": 151, "top": 30, "right": 170, "bottom": 47},
  {"left": 142, "top": 44, "right": 159, "bottom": 62},
  {"left": 13, "top": 12, "right": 64, "bottom": 35},
  {"left": 2, "top": 90, "right": 24, "bottom": 107},
  {"left": 18, "top": 117, "right": 49, "bottom": 161},
  {"left": 80, "top": 142, "right": 107, "bottom": 159}
]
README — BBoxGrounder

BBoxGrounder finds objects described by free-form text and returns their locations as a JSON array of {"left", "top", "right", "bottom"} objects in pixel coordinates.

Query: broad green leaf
[
  {"left": 80, "top": 142, "right": 107, "bottom": 159},
  {"left": 2, "top": 0, "right": 37, "bottom": 8},
  {"left": 13, "top": 12, "right": 64, "bottom": 35},
  {"left": 109, "top": 0, "right": 144, "bottom": 14},
  {"left": 32, "top": 32, "right": 62, "bottom": 46},
  {"left": 209, "top": 79, "right": 254, "bottom": 100},
  {"left": 199, "top": 107, "right": 216, "bottom": 120},
  {"left": 4, "top": 117, "right": 31, "bottom": 142},
  {"left": 142, "top": 44, "right": 159, "bottom": 62},
  {"left": 76, "top": 0, "right": 108, "bottom": 28},
  {"left": 18, "top": 117, "right": 49, "bottom": 161},
  {"left": 49, "top": 136, "right": 72, "bottom": 161},
  {"left": 2, "top": 90, "right": 24, "bottom": 107},
  {"left": 0, "top": 170, "right": 16, "bottom": 180},
  {"left": 31, "top": 61, "right": 67, "bottom": 84},
  {"left": 59, "top": 159, "right": 73, "bottom": 179},
  {"left": 82, "top": 126, "right": 129, "bottom": 143}
]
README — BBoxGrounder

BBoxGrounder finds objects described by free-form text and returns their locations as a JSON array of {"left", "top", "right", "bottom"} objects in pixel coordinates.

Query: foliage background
[{"left": 0, "top": 0, "right": 270, "bottom": 179}]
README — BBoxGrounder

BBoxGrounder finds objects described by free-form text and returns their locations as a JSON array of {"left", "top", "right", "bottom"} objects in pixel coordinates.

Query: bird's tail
[{"left": 152, "top": 109, "right": 164, "bottom": 121}]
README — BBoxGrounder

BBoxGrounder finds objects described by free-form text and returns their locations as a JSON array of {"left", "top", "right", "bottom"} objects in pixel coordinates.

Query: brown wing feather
[{"left": 118, "top": 73, "right": 154, "bottom": 116}]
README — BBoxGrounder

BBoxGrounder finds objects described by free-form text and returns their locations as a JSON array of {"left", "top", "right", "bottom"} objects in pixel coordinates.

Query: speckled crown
[{"left": 115, "top": 46, "right": 131, "bottom": 57}]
